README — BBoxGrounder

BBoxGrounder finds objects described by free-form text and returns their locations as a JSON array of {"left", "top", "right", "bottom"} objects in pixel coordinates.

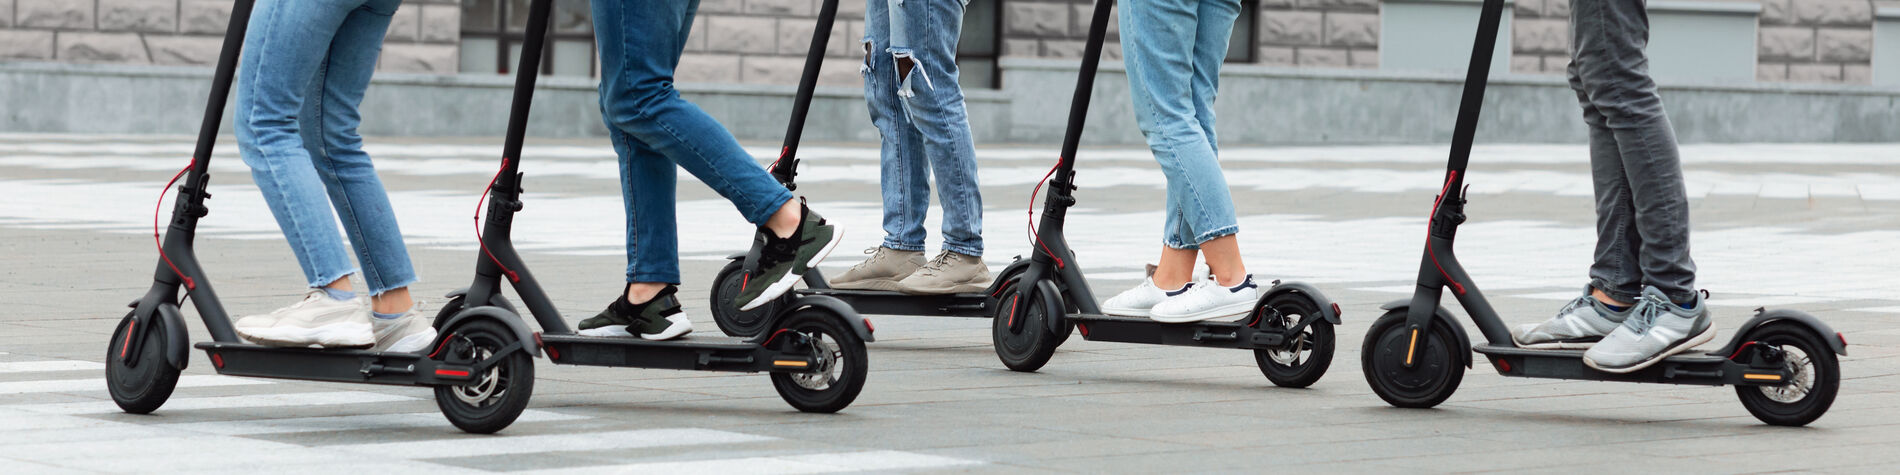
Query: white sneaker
[
  {"left": 234, "top": 290, "right": 375, "bottom": 348},
  {"left": 1150, "top": 274, "right": 1260, "bottom": 323},
  {"left": 1101, "top": 274, "right": 1191, "bottom": 317},
  {"left": 371, "top": 300, "right": 439, "bottom": 353}
]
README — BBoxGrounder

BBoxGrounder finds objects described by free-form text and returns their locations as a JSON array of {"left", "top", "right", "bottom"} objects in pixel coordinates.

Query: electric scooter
[
  {"left": 706, "top": 0, "right": 1025, "bottom": 337},
  {"left": 1359, "top": 0, "right": 1844, "bottom": 426},
  {"left": 440, "top": 0, "right": 873, "bottom": 413},
  {"left": 990, "top": 0, "right": 1342, "bottom": 388},
  {"left": 107, "top": 0, "right": 536, "bottom": 434}
]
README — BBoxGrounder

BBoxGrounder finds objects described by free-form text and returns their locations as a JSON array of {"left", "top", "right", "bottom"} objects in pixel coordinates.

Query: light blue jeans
[
  {"left": 234, "top": 0, "right": 415, "bottom": 296},
  {"left": 1120, "top": 0, "right": 1241, "bottom": 250},
  {"left": 594, "top": 0, "right": 795, "bottom": 284},
  {"left": 862, "top": 0, "right": 984, "bottom": 257}
]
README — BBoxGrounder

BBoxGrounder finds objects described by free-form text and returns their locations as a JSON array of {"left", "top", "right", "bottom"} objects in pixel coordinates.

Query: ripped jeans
[{"left": 861, "top": 0, "right": 984, "bottom": 257}]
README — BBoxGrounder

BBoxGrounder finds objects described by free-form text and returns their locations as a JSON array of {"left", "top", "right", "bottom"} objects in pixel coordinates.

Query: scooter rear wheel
[
  {"left": 1735, "top": 323, "right": 1839, "bottom": 427},
  {"left": 106, "top": 310, "right": 180, "bottom": 414},
  {"left": 1252, "top": 293, "right": 1335, "bottom": 388},
  {"left": 711, "top": 260, "right": 782, "bottom": 338},
  {"left": 433, "top": 319, "right": 535, "bottom": 434},
  {"left": 1361, "top": 310, "right": 1464, "bottom": 408},
  {"left": 769, "top": 310, "right": 868, "bottom": 413},
  {"left": 991, "top": 282, "right": 1065, "bottom": 372}
]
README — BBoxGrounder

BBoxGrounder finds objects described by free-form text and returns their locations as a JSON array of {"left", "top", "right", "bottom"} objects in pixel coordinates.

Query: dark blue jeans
[{"left": 592, "top": 0, "right": 794, "bottom": 284}]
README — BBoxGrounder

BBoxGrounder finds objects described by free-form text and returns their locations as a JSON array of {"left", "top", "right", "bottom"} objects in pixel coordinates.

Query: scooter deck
[
  {"left": 796, "top": 288, "right": 991, "bottom": 318},
  {"left": 1071, "top": 313, "right": 1289, "bottom": 350},
  {"left": 194, "top": 342, "right": 474, "bottom": 386},
  {"left": 537, "top": 332, "right": 819, "bottom": 373},
  {"left": 1473, "top": 344, "right": 1790, "bottom": 387}
]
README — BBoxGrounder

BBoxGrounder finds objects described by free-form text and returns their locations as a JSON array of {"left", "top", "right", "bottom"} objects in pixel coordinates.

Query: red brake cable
[
  {"left": 153, "top": 163, "right": 196, "bottom": 290},
  {"left": 1026, "top": 157, "right": 1066, "bottom": 269},
  {"left": 475, "top": 157, "right": 521, "bottom": 282}
]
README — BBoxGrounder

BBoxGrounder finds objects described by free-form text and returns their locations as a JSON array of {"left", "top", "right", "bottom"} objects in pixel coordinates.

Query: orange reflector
[
  {"left": 1405, "top": 329, "right": 1419, "bottom": 365},
  {"left": 773, "top": 360, "right": 809, "bottom": 368},
  {"left": 1743, "top": 373, "right": 1782, "bottom": 381}
]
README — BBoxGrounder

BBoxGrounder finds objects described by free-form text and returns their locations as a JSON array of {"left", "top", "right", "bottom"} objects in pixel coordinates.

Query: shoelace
[
  {"left": 916, "top": 252, "right": 956, "bottom": 276},
  {"left": 1622, "top": 294, "right": 1672, "bottom": 334}
]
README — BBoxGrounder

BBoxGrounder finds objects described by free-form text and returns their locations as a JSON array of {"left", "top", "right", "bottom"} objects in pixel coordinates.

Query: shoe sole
[
  {"left": 739, "top": 227, "right": 845, "bottom": 311},
  {"left": 1583, "top": 326, "right": 1718, "bottom": 374},
  {"left": 381, "top": 327, "right": 439, "bottom": 354},
  {"left": 237, "top": 322, "right": 375, "bottom": 348},
  {"left": 1514, "top": 338, "right": 1601, "bottom": 350},
  {"left": 896, "top": 281, "right": 989, "bottom": 295},
  {"left": 1101, "top": 306, "right": 1152, "bottom": 318},
  {"left": 577, "top": 325, "right": 634, "bottom": 338},
  {"left": 1149, "top": 301, "right": 1255, "bottom": 324},
  {"left": 831, "top": 278, "right": 906, "bottom": 292},
  {"left": 641, "top": 317, "right": 695, "bottom": 341}
]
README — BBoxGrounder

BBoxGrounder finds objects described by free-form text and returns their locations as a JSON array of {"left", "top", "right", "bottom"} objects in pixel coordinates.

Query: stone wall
[
  {"left": 0, "top": 0, "right": 462, "bottom": 73},
  {"left": 1259, "top": 0, "right": 1381, "bottom": 68},
  {"left": 1002, "top": 0, "right": 1121, "bottom": 59},
  {"left": 1511, "top": 0, "right": 1571, "bottom": 74},
  {"left": 1759, "top": 0, "right": 1878, "bottom": 83},
  {"left": 679, "top": 0, "right": 864, "bottom": 87}
]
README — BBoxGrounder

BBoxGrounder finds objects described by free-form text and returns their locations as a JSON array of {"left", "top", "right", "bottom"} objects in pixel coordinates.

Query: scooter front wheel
[
  {"left": 1361, "top": 310, "right": 1464, "bottom": 408},
  {"left": 1252, "top": 293, "right": 1335, "bottom": 388},
  {"left": 106, "top": 310, "right": 180, "bottom": 414},
  {"left": 711, "top": 260, "right": 782, "bottom": 338},
  {"left": 991, "top": 282, "right": 1065, "bottom": 372},
  {"left": 768, "top": 309, "right": 868, "bottom": 413},
  {"left": 1735, "top": 323, "right": 1840, "bottom": 427},
  {"left": 433, "top": 318, "right": 535, "bottom": 434}
]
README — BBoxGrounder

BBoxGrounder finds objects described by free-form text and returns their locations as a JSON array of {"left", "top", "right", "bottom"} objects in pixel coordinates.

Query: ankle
[
  {"left": 765, "top": 200, "right": 802, "bottom": 239},
  {"left": 625, "top": 282, "right": 667, "bottom": 305}
]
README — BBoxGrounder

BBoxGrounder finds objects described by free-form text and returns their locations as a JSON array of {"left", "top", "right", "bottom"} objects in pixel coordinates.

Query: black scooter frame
[
  {"left": 1388, "top": 0, "right": 1846, "bottom": 388},
  {"left": 707, "top": 0, "right": 1027, "bottom": 330},
  {"left": 1001, "top": 0, "right": 1342, "bottom": 374},
  {"left": 451, "top": 0, "right": 872, "bottom": 376},
  {"left": 111, "top": 0, "right": 536, "bottom": 432}
]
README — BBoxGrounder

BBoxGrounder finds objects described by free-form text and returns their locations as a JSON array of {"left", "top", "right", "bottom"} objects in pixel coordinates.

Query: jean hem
[
  {"left": 307, "top": 268, "right": 361, "bottom": 291},
  {"left": 366, "top": 276, "right": 418, "bottom": 298},
  {"left": 881, "top": 240, "right": 926, "bottom": 252},
  {"left": 628, "top": 273, "right": 684, "bottom": 286},
  {"left": 743, "top": 189, "right": 796, "bottom": 226},
  {"left": 1166, "top": 225, "right": 1238, "bottom": 250},
  {"left": 940, "top": 242, "right": 983, "bottom": 258},
  {"left": 1587, "top": 279, "right": 1640, "bottom": 303}
]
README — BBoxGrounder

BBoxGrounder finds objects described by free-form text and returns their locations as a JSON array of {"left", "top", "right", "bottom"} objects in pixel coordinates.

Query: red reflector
[
  {"left": 1077, "top": 323, "right": 1089, "bottom": 337},
  {"left": 1495, "top": 358, "right": 1510, "bottom": 372},
  {"left": 211, "top": 353, "right": 224, "bottom": 368},
  {"left": 862, "top": 318, "right": 874, "bottom": 333},
  {"left": 435, "top": 369, "right": 471, "bottom": 377},
  {"left": 1838, "top": 332, "right": 1848, "bottom": 347},
  {"left": 120, "top": 320, "right": 136, "bottom": 358},
  {"left": 1331, "top": 303, "right": 1342, "bottom": 316}
]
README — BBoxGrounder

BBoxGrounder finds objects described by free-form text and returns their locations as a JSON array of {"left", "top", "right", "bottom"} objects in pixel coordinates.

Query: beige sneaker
[
  {"left": 829, "top": 247, "right": 925, "bottom": 291},
  {"left": 371, "top": 300, "right": 439, "bottom": 353},
  {"left": 234, "top": 290, "right": 375, "bottom": 348},
  {"left": 895, "top": 251, "right": 991, "bottom": 295}
]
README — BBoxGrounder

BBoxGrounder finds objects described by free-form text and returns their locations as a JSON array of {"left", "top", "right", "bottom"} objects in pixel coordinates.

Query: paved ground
[{"left": 2, "top": 133, "right": 1898, "bottom": 473}]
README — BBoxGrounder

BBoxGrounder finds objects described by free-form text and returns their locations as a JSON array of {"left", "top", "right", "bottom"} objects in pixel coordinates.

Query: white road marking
[
  {"left": 153, "top": 409, "right": 587, "bottom": 436},
  {"left": 325, "top": 428, "right": 775, "bottom": 459},
  {"left": 0, "top": 360, "right": 103, "bottom": 373},
  {"left": 512, "top": 450, "right": 983, "bottom": 474},
  {"left": 8, "top": 390, "right": 415, "bottom": 415},
  {"left": 1846, "top": 306, "right": 1900, "bottom": 314},
  {"left": 0, "top": 374, "right": 271, "bottom": 395}
]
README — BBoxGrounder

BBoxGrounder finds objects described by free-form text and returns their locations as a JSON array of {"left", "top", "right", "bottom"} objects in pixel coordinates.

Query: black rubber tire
[
  {"left": 991, "top": 282, "right": 1063, "bottom": 372},
  {"left": 711, "top": 259, "right": 782, "bottom": 338},
  {"left": 769, "top": 310, "right": 869, "bottom": 413},
  {"left": 1361, "top": 310, "right": 1464, "bottom": 408},
  {"left": 432, "top": 294, "right": 517, "bottom": 331},
  {"left": 1735, "top": 323, "right": 1840, "bottom": 427},
  {"left": 1253, "top": 293, "right": 1336, "bottom": 388},
  {"left": 106, "top": 310, "right": 180, "bottom": 414},
  {"left": 433, "top": 319, "right": 535, "bottom": 434}
]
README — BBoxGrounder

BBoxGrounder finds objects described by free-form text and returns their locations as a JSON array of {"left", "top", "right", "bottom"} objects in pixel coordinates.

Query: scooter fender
[
  {"left": 436, "top": 306, "right": 541, "bottom": 357},
  {"left": 1711, "top": 308, "right": 1848, "bottom": 356},
  {"left": 1379, "top": 299, "right": 1473, "bottom": 367},
  {"left": 1261, "top": 281, "right": 1342, "bottom": 325},
  {"left": 1038, "top": 279, "right": 1067, "bottom": 335},
  {"left": 155, "top": 303, "right": 191, "bottom": 370},
  {"left": 774, "top": 295, "right": 876, "bottom": 343},
  {"left": 986, "top": 258, "right": 1032, "bottom": 296},
  {"left": 441, "top": 287, "right": 518, "bottom": 313}
]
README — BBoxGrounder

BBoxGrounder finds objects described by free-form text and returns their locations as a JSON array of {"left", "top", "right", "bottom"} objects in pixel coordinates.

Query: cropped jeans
[
  {"left": 594, "top": 0, "right": 795, "bottom": 284},
  {"left": 1569, "top": 0, "right": 1697, "bottom": 303},
  {"left": 862, "top": 0, "right": 984, "bottom": 257},
  {"left": 1120, "top": 0, "right": 1242, "bottom": 250},
  {"left": 234, "top": 0, "right": 416, "bottom": 296}
]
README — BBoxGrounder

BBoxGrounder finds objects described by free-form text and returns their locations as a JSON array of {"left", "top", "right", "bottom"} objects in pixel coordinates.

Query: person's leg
[
  {"left": 1571, "top": 0, "right": 1710, "bottom": 372},
  {"left": 832, "top": 0, "right": 930, "bottom": 290},
  {"left": 1184, "top": 0, "right": 1243, "bottom": 287},
  {"left": 889, "top": 0, "right": 990, "bottom": 294},
  {"left": 230, "top": 0, "right": 375, "bottom": 348}
]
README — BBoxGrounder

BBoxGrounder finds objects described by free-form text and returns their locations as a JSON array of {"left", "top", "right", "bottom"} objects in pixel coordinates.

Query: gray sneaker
[
  {"left": 829, "top": 247, "right": 925, "bottom": 291},
  {"left": 894, "top": 251, "right": 991, "bottom": 295},
  {"left": 1584, "top": 286, "right": 1715, "bottom": 374},
  {"left": 1513, "top": 287, "right": 1632, "bottom": 349}
]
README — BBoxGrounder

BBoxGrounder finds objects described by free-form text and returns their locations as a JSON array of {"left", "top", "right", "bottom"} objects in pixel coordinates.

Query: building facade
[{"left": 0, "top": 0, "right": 1894, "bottom": 86}]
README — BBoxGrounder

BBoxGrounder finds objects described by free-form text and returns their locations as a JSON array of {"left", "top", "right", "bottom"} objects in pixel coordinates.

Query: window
[
  {"left": 957, "top": 0, "right": 1004, "bottom": 88},
  {"left": 460, "top": 0, "right": 597, "bottom": 76},
  {"left": 1226, "top": 0, "right": 1258, "bottom": 63}
]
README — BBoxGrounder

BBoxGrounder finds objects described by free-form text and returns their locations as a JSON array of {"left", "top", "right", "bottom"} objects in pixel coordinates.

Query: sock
[
  {"left": 372, "top": 311, "right": 404, "bottom": 320},
  {"left": 1675, "top": 300, "right": 1696, "bottom": 310},
  {"left": 322, "top": 288, "right": 357, "bottom": 302},
  {"left": 1603, "top": 303, "right": 1628, "bottom": 312}
]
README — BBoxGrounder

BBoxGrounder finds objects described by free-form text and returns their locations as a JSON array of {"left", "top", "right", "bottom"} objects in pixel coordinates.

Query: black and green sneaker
[
  {"left": 735, "top": 202, "right": 843, "bottom": 311},
  {"left": 578, "top": 285, "right": 694, "bottom": 340}
]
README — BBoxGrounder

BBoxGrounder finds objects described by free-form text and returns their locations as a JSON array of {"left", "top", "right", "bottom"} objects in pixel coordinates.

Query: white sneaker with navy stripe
[{"left": 1150, "top": 274, "right": 1259, "bottom": 323}]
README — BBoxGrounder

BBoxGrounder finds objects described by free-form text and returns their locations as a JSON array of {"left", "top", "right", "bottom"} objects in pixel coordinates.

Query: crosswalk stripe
[
  {"left": 0, "top": 375, "right": 270, "bottom": 395},
  {"left": 511, "top": 450, "right": 983, "bottom": 474},
  {"left": 0, "top": 360, "right": 103, "bottom": 373},
  {"left": 8, "top": 390, "right": 415, "bottom": 415},
  {"left": 326, "top": 428, "right": 775, "bottom": 459},
  {"left": 154, "top": 409, "right": 588, "bottom": 436}
]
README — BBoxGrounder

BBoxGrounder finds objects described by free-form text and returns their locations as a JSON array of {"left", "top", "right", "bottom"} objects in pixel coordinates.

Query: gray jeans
[{"left": 1566, "top": 0, "right": 1697, "bottom": 303}]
